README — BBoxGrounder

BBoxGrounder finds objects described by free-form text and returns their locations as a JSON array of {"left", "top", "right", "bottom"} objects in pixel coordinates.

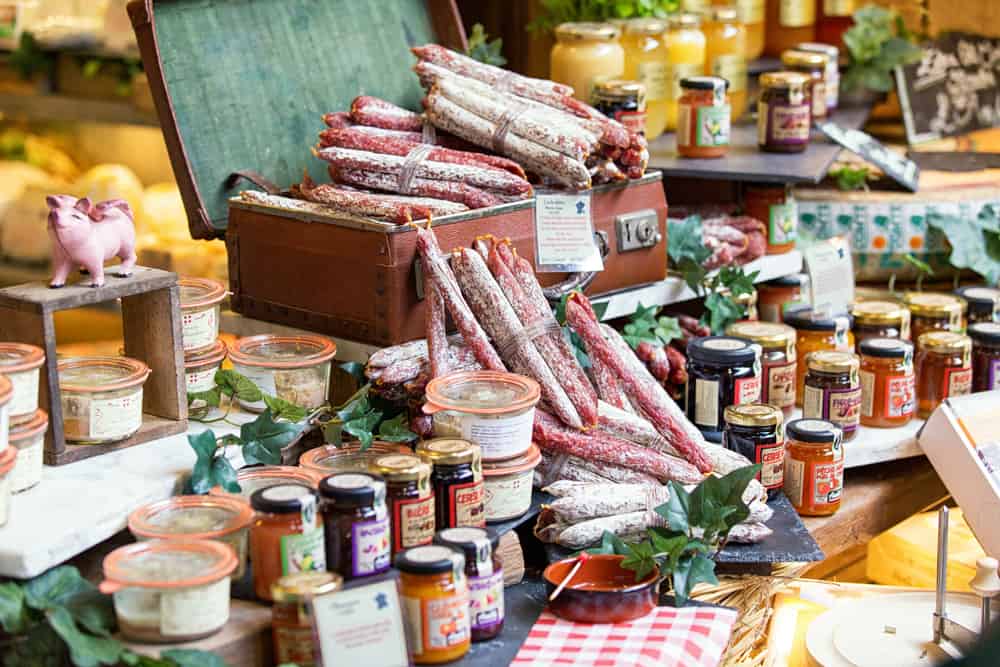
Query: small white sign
[
  {"left": 534, "top": 192, "right": 604, "bottom": 273},
  {"left": 313, "top": 574, "right": 410, "bottom": 667},
  {"left": 803, "top": 236, "right": 855, "bottom": 315}
]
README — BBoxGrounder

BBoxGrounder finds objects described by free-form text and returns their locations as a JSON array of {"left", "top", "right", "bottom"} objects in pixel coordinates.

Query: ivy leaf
[
  {"left": 46, "top": 607, "right": 122, "bottom": 667},
  {"left": 322, "top": 419, "right": 344, "bottom": 446},
  {"left": 344, "top": 411, "right": 383, "bottom": 450},
  {"left": 262, "top": 395, "right": 308, "bottom": 423},
  {"left": 214, "top": 370, "right": 263, "bottom": 404},
  {"left": 23, "top": 566, "right": 96, "bottom": 611},
  {"left": 927, "top": 207, "right": 1000, "bottom": 284},
  {"left": 688, "top": 465, "right": 761, "bottom": 535},
  {"left": 64, "top": 589, "right": 116, "bottom": 638},
  {"left": 0, "top": 582, "right": 27, "bottom": 634},
  {"left": 584, "top": 530, "right": 633, "bottom": 556},
  {"left": 186, "top": 387, "right": 221, "bottom": 409},
  {"left": 668, "top": 217, "right": 711, "bottom": 289},
  {"left": 829, "top": 165, "right": 870, "bottom": 191},
  {"left": 620, "top": 541, "right": 658, "bottom": 582},
  {"left": 903, "top": 253, "right": 934, "bottom": 276},
  {"left": 241, "top": 410, "right": 301, "bottom": 465},
  {"left": 187, "top": 430, "right": 219, "bottom": 495},
  {"left": 377, "top": 413, "right": 418, "bottom": 443},
  {"left": 657, "top": 481, "right": 691, "bottom": 532},
  {"left": 670, "top": 552, "right": 719, "bottom": 607},
  {"left": 161, "top": 649, "right": 230, "bottom": 667},
  {"left": 210, "top": 456, "right": 240, "bottom": 493},
  {"left": 338, "top": 361, "right": 366, "bottom": 387},
  {"left": 703, "top": 292, "right": 745, "bottom": 335},
  {"left": 648, "top": 528, "right": 687, "bottom": 571},
  {"left": 654, "top": 316, "right": 682, "bottom": 344},
  {"left": 466, "top": 23, "right": 507, "bottom": 67},
  {"left": 336, "top": 386, "right": 372, "bottom": 422}
]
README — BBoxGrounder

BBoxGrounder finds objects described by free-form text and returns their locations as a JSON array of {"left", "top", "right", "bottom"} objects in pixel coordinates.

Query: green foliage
[
  {"left": 590, "top": 465, "right": 760, "bottom": 606},
  {"left": 702, "top": 267, "right": 760, "bottom": 335},
  {"left": 8, "top": 32, "right": 53, "bottom": 80},
  {"left": 668, "top": 217, "right": 711, "bottom": 291},
  {"left": 842, "top": 5, "right": 922, "bottom": 94},
  {"left": 829, "top": 165, "right": 870, "bottom": 191},
  {"left": 622, "top": 303, "right": 681, "bottom": 350},
  {"left": 319, "top": 385, "right": 418, "bottom": 450},
  {"left": 927, "top": 205, "right": 1000, "bottom": 285},
  {"left": 188, "top": 369, "right": 306, "bottom": 425},
  {"left": 528, "top": 0, "right": 680, "bottom": 33},
  {"left": 466, "top": 23, "right": 506, "bottom": 67}
]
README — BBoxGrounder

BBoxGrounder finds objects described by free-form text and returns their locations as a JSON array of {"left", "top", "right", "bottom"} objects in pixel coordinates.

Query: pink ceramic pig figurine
[{"left": 45, "top": 195, "right": 137, "bottom": 288}]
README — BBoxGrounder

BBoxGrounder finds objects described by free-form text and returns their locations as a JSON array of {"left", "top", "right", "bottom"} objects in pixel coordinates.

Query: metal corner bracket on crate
[{"left": 0, "top": 266, "right": 188, "bottom": 465}]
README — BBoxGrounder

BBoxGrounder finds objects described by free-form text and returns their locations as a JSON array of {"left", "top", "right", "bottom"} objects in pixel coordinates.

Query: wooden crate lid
[{"left": 128, "top": 0, "right": 466, "bottom": 239}]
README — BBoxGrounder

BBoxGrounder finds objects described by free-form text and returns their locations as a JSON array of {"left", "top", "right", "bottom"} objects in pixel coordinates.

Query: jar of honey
[
  {"left": 271, "top": 572, "right": 342, "bottom": 667},
  {"left": 704, "top": 7, "right": 748, "bottom": 120},
  {"left": 726, "top": 321, "right": 798, "bottom": 416},
  {"left": 816, "top": 0, "right": 855, "bottom": 49},
  {"left": 969, "top": 322, "right": 1000, "bottom": 392},
  {"left": 859, "top": 338, "right": 915, "bottom": 428},
  {"left": 551, "top": 23, "right": 624, "bottom": 103},
  {"left": 803, "top": 350, "right": 861, "bottom": 440},
  {"left": 955, "top": 286, "right": 1000, "bottom": 325},
  {"left": 417, "top": 438, "right": 486, "bottom": 529},
  {"left": 796, "top": 42, "right": 840, "bottom": 112},
  {"left": 757, "top": 72, "right": 812, "bottom": 153},
  {"left": 851, "top": 300, "right": 911, "bottom": 352},
  {"left": 785, "top": 307, "right": 853, "bottom": 407},
  {"left": 713, "top": 0, "right": 764, "bottom": 60},
  {"left": 916, "top": 332, "right": 972, "bottom": 419},
  {"left": 784, "top": 418, "right": 843, "bottom": 517},
  {"left": 905, "top": 292, "right": 967, "bottom": 345},
  {"left": 623, "top": 18, "right": 670, "bottom": 139},
  {"left": 250, "top": 484, "right": 327, "bottom": 601},
  {"left": 758, "top": 274, "right": 810, "bottom": 322},
  {"left": 781, "top": 50, "right": 828, "bottom": 120},
  {"left": 722, "top": 403, "right": 785, "bottom": 499},
  {"left": 371, "top": 454, "right": 435, "bottom": 555},
  {"left": 765, "top": 0, "right": 816, "bottom": 57},
  {"left": 397, "top": 545, "right": 471, "bottom": 664},
  {"left": 664, "top": 14, "right": 707, "bottom": 132},
  {"left": 744, "top": 184, "right": 798, "bottom": 253},
  {"left": 592, "top": 79, "right": 647, "bottom": 137},
  {"left": 677, "top": 76, "right": 731, "bottom": 158}
]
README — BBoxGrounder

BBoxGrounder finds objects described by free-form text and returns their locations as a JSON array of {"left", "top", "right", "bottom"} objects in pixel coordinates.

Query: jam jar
[
  {"left": 786, "top": 307, "right": 854, "bottom": 406},
  {"left": 719, "top": 0, "right": 764, "bottom": 60},
  {"left": 318, "top": 473, "right": 391, "bottom": 581},
  {"left": 803, "top": 351, "right": 861, "bottom": 440},
  {"left": 905, "top": 292, "right": 967, "bottom": 344},
  {"left": 851, "top": 300, "right": 911, "bottom": 352},
  {"left": 396, "top": 545, "right": 471, "bottom": 664},
  {"left": 677, "top": 76, "right": 731, "bottom": 159},
  {"left": 685, "top": 336, "right": 761, "bottom": 443},
  {"left": 251, "top": 484, "right": 327, "bottom": 600},
  {"left": 271, "top": 572, "right": 342, "bottom": 667},
  {"left": 859, "top": 338, "right": 915, "bottom": 428},
  {"left": 551, "top": 22, "right": 625, "bottom": 103},
  {"left": 916, "top": 332, "right": 972, "bottom": 418},
  {"left": 434, "top": 527, "right": 504, "bottom": 642},
  {"left": 592, "top": 79, "right": 646, "bottom": 136},
  {"left": 8, "top": 409, "right": 47, "bottom": 494},
  {"left": 744, "top": 184, "right": 798, "bottom": 254},
  {"left": 758, "top": 273, "right": 810, "bottom": 322},
  {"left": 371, "top": 454, "right": 435, "bottom": 555},
  {"left": 726, "top": 321, "right": 797, "bottom": 416},
  {"left": 969, "top": 323, "right": 1000, "bottom": 392},
  {"left": 796, "top": 42, "right": 839, "bottom": 111},
  {"left": 757, "top": 71, "right": 812, "bottom": 153},
  {"left": 417, "top": 438, "right": 486, "bottom": 529},
  {"left": 784, "top": 419, "right": 843, "bottom": 517},
  {"left": 955, "top": 286, "right": 1000, "bottom": 325},
  {"left": 780, "top": 49, "right": 828, "bottom": 120},
  {"left": 722, "top": 404, "right": 785, "bottom": 499}
]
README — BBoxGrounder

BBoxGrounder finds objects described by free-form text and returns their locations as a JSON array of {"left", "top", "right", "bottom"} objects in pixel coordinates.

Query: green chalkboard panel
[{"left": 148, "top": 0, "right": 442, "bottom": 233}]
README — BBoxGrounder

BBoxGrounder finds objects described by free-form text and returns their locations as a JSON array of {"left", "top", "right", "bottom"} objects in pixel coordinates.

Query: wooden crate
[{"left": 0, "top": 266, "right": 188, "bottom": 465}]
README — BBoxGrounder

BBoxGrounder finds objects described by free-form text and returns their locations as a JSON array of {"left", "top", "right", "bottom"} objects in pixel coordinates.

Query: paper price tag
[
  {"left": 803, "top": 236, "right": 854, "bottom": 316},
  {"left": 534, "top": 192, "right": 604, "bottom": 273},
  {"left": 313, "top": 573, "right": 409, "bottom": 667}
]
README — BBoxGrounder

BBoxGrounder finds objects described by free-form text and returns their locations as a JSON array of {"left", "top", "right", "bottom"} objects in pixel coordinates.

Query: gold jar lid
[
  {"left": 759, "top": 71, "right": 811, "bottom": 90},
  {"left": 371, "top": 454, "right": 431, "bottom": 482},
  {"left": 271, "top": 571, "right": 342, "bottom": 602},
  {"left": 710, "top": 6, "right": 739, "bottom": 22},
  {"left": 918, "top": 331, "right": 971, "bottom": 354},
  {"left": 807, "top": 350, "right": 859, "bottom": 373},
  {"left": 625, "top": 17, "right": 668, "bottom": 35},
  {"left": 724, "top": 403, "right": 783, "bottom": 428},
  {"left": 417, "top": 437, "right": 480, "bottom": 466},
  {"left": 668, "top": 13, "right": 701, "bottom": 29},
  {"left": 726, "top": 321, "right": 796, "bottom": 351},
  {"left": 904, "top": 292, "right": 967, "bottom": 318},
  {"left": 781, "top": 49, "right": 828, "bottom": 69},
  {"left": 593, "top": 79, "right": 646, "bottom": 101},
  {"left": 555, "top": 22, "right": 620, "bottom": 41},
  {"left": 851, "top": 300, "right": 909, "bottom": 325}
]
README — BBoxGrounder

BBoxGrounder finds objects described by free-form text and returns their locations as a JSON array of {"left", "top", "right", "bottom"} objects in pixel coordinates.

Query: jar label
[
  {"left": 450, "top": 480, "right": 486, "bottom": 528},
  {"left": 756, "top": 441, "right": 785, "bottom": 490},
  {"left": 886, "top": 375, "right": 916, "bottom": 418},
  {"left": 392, "top": 495, "right": 435, "bottom": 553},
  {"left": 780, "top": 0, "right": 815, "bottom": 27},
  {"left": 823, "top": 0, "right": 854, "bottom": 16},
  {"left": 810, "top": 82, "right": 828, "bottom": 118},
  {"left": 713, "top": 54, "right": 747, "bottom": 93},
  {"left": 281, "top": 525, "right": 328, "bottom": 576},
  {"left": 859, "top": 369, "right": 875, "bottom": 418},
  {"left": 803, "top": 385, "right": 861, "bottom": 433},
  {"left": 469, "top": 570, "right": 505, "bottom": 633},
  {"left": 636, "top": 61, "right": 670, "bottom": 100},
  {"left": 182, "top": 306, "right": 218, "bottom": 352},
  {"left": 350, "top": 517, "right": 391, "bottom": 577},
  {"left": 693, "top": 378, "right": 720, "bottom": 429},
  {"left": 695, "top": 105, "right": 732, "bottom": 147},
  {"left": 456, "top": 407, "right": 535, "bottom": 461},
  {"left": 160, "top": 577, "right": 229, "bottom": 637},
  {"left": 8, "top": 369, "right": 38, "bottom": 417},
  {"left": 765, "top": 361, "right": 797, "bottom": 408},
  {"left": 275, "top": 624, "right": 316, "bottom": 665},
  {"left": 943, "top": 367, "right": 973, "bottom": 398},
  {"left": 484, "top": 468, "right": 534, "bottom": 522},
  {"left": 669, "top": 63, "right": 703, "bottom": 102},
  {"left": 735, "top": 375, "right": 761, "bottom": 405},
  {"left": 186, "top": 366, "right": 218, "bottom": 394},
  {"left": 991, "top": 360, "right": 1000, "bottom": 390},
  {"left": 769, "top": 201, "right": 798, "bottom": 246},
  {"left": 760, "top": 103, "right": 811, "bottom": 145},
  {"left": 10, "top": 438, "right": 42, "bottom": 493},
  {"left": 403, "top": 593, "right": 470, "bottom": 654},
  {"left": 614, "top": 109, "right": 647, "bottom": 136},
  {"left": 89, "top": 390, "right": 143, "bottom": 439}
]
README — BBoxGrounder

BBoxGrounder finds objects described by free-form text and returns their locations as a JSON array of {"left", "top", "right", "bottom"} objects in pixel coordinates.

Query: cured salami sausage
[
  {"left": 330, "top": 166, "right": 503, "bottom": 209},
  {"left": 350, "top": 95, "right": 424, "bottom": 132}
]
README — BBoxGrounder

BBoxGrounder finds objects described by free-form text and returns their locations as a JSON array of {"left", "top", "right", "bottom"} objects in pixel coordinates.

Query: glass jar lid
[
  {"left": 759, "top": 71, "right": 811, "bottom": 91},
  {"left": 724, "top": 403, "right": 783, "bottom": 428},
  {"left": 424, "top": 371, "right": 540, "bottom": 416},
  {"left": 318, "top": 473, "right": 385, "bottom": 507},
  {"left": 625, "top": 17, "right": 668, "bottom": 35},
  {"left": 299, "top": 442, "right": 412, "bottom": 475},
  {"left": 796, "top": 42, "right": 839, "bottom": 58},
  {"left": 955, "top": 286, "right": 1000, "bottom": 310},
  {"left": 764, "top": 273, "right": 809, "bottom": 289},
  {"left": 725, "top": 321, "right": 796, "bottom": 351},
  {"left": 785, "top": 307, "right": 852, "bottom": 331},
  {"left": 851, "top": 300, "right": 909, "bottom": 325},
  {"left": 592, "top": 79, "right": 646, "bottom": 101},
  {"left": 807, "top": 350, "right": 859, "bottom": 373},
  {"left": 228, "top": 334, "right": 336, "bottom": 369},
  {"left": 680, "top": 76, "right": 729, "bottom": 93},
  {"left": 781, "top": 49, "right": 827, "bottom": 69},
  {"left": 688, "top": 336, "right": 758, "bottom": 365},
  {"left": 918, "top": 331, "right": 972, "bottom": 354},
  {"left": 434, "top": 527, "right": 497, "bottom": 565},
  {"left": 58, "top": 356, "right": 150, "bottom": 393},
  {"left": 0, "top": 343, "right": 45, "bottom": 373},
  {"left": 859, "top": 338, "right": 913, "bottom": 359},
  {"left": 554, "top": 22, "right": 620, "bottom": 41},
  {"left": 178, "top": 277, "right": 227, "bottom": 310},
  {"left": 417, "top": 437, "right": 480, "bottom": 466},
  {"left": 904, "top": 292, "right": 966, "bottom": 318},
  {"left": 251, "top": 483, "right": 319, "bottom": 514},
  {"left": 787, "top": 418, "right": 841, "bottom": 443},
  {"left": 184, "top": 339, "right": 228, "bottom": 370},
  {"left": 371, "top": 454, "right": 431, "bottom": 482},
  {"left": 668, "top": 13, "right": 701, "bottom": 28},
  {"left": 210, "top": 465, "right": 320, "bottom": 499},
  {"left": 969, "top": 322, "right": 1000, "bottom": 345},
  {"left": 101, "top": 539, "right": 237, "bottom": 593},
  {"left": 482, "top": 444, "right": 541, "bottom": 476},
  {"left": 128, "top": 495, "right": 254, "bottom": 540},
  {"left": 9, "top": 409, "right": 48, "bottom": 444},
  {"left": 395, "top": 545, "right": 466, "bottom": 575},
  {"left": 272, "top": 572, "right": 343, "bottom": 602}
]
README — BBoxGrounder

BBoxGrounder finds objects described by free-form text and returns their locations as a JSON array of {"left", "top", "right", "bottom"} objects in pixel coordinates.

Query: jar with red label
[
  {"left": 744, "top": 184, "right": 798, "bottom": 254},
  {"left": 784, "top": 419, "right": 843, "bottom": 517},
  {"left": 905, "top": 292, "right": 967, "bottom": 345},
  {"left": 417, "top": 438, "right": 485, "bottom": 529},
  {"left": 916, "top": 332, "right": 972, "bottom": 418},
  {"left": 786, "top": 307, "right": 854, "bottom": 406},
  {"left": 726, "top": 321, "right": 797, "bottom": 416},
  {"left": 780, "top": 50, "right": 828, "bottom": 120},
  {"left": 803, "top": 351, "right": 861, "bottom": 441},
  {"left": 722, "top": 404, "right": 785, "bottom": 499},
  {"left": 371, "top": 454, "right": 435, "bottom": 555},
  {"left": 271, "top": 572, "right": 342, "bottom": 667},
  {"left": 969, "top": 323, "right": 1000, "bottom": 392},
  {"left": 757, "top": 71, "right": 811, "bottom": 153},
  {"left": 434, "top": 527, "right": 504, "bottom": 642},
  {"left": 592, "top": 79, "right": 647, "bottom": 135},
  {"left": 676, "top": 76, "right": 731, "bottom": 159},
  {"left": 685, "top": 336, "right": 761, "bottom": 443},
  {"left": 758, "top": 274, "right": 810, "bottom": 322},
  {"left": 858, "top": 338, "right": 915, "bottom": 428},
  {"left": 851, "top": 300, "right": 911, "bottom": 352}
]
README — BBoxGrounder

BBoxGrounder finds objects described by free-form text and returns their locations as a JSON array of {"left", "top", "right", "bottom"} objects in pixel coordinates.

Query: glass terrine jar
[
  {"left": 0, "top": 343, "right": 44, "bottom": 424},
  {"left": 424, "top": 371, "right": 540, "bottom": 462},
  {"left": 178, "top": 277, "right": 227, "bottom": 354},
  {"left": 127, "top": 495, "right": 254, "bottom": 580},
  {"left": 8, "top": 409, "right": 47, "bottom": 493},
  {"left": 185, "top": 338, "right": 227, "bottom": 400},
  {"left": 100, "top": 539, "right": 236, "bottom": 643},
  {"left": 0, "top": 446, "right": 16, "bottom": 527},
  {"left": 58, "top": 356, "right": 150, "bottom": 444},
  {"left": 229, "top": 335, "right": 336, "bottom": 412},
  {"left": 299, "top": 442, "right": 411, "bottom": 478},
  {"left": 209, "top": 465, "right": 321, "bottom": 500},
  {"left": 482, "top": 444, "right": 541, "bottom": 522}
]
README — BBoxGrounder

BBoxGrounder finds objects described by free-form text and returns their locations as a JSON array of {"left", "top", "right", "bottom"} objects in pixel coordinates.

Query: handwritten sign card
[
  {"left": 313, "top": 573, "right": 410, "bottom": 667},
  {"left": 534, "top": 191, "right": 604, "bottom": 273}
]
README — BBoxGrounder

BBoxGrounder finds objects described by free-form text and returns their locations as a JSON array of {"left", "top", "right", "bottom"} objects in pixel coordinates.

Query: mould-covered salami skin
[
  {"left": 330, "top": 165, "right": 503, "bottom": 209},
  {"left": 535, "top": 453, "right": 661, "bottom": 488},
  {"left": 246, "top": 183, "right": 467, "bottom": 224},
  {"left": 350, "top": 95, "right": 424, "bottom": 132},
  {"left": 424, "top": 274, "right": 449, "bottom": 380}
]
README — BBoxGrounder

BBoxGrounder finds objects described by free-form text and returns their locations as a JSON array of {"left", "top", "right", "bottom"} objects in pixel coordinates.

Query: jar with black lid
[
  {"left": 371, "top": 454, "right": 434, "bottom": 555},
  {"left": 904, "top": 292, "right": 967, "bottom": 344},
  {"left": 318, "top": 473, "right": 391, "bottom": 581},
  {"left": 969, "top": 323, "right": 1000, "bottom": 392},
  {"left": 785, "top": 306, "right": 854, "bottom": 406},
  {"left": 722, "top": 404, "right": 785, "bottom": 499},
  {"left": 725, "top": 321, "right": 797, "bottom": 416},
  {"left": 803, "top": 350, "right": 861, "bottom": 441},
  {"left": 434, "top": 527, "right": 504, "bottom": 642},
  {"left": 955, "top": 286, "right": 1000, "bottom": 325},
  {"left": 850, "top": 300, "right": 911, "bottom": 352},
  {"left": 784, "top": 419, "right": 844, "bottom": 517},
  {"left": 592, "top": 79, "right": 647, "bottom": 136},
  {"left": 417, "top": 438, "right": 485, "bottom": 529},
  {"left": 685, "top": 336, "right": 761, "bottom": 443}
]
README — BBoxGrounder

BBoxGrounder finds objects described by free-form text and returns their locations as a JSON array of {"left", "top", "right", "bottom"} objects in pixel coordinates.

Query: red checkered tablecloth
[{"left": 511, "top": 606, "right": 738, "bottom": 667}]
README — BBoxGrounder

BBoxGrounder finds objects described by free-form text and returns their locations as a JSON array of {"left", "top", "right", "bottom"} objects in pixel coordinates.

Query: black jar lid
[
  {"left": 786, "top": 418, "right": 841, "bottom": 443},
  {"left": 969, "top": 322, "right": 1000, "bottom": 344},
  {"left": 434, "top": 527, "right": 498, "bottom": 567},
  {"left": 251, "top": 483, "right": 317, "bottom": 514},
  {"left": 395, "top": 544, "right": 466, "bottom": 575},
  {"left": 763, "top": 273, "right": 809, "bottom": 289},
  {"left": 859, "top": 337, "right": 913, "bottom": 359},
  {"left": 687, "top": 336, "right": 758, "bottom": 365},
  {"left": 784, "top": 307, "right": 852, "bottom": 331},
  {"left": 318, "top": 472, "right": 385, "bottom": 507},
  {"left": 956, "top": 286, "right": 1000, "bottom": 310}
]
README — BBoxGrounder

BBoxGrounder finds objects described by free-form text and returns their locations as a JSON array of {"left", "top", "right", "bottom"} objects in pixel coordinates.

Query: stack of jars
[
  {"left": 179, "top": 277, "right": 229, "bottom": 402},
  {"left": 0, "top": 343, "right": 49, "bottom": 522}
]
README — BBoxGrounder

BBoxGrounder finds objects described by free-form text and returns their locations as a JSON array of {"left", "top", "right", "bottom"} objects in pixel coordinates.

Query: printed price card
[
  {"left": 534, "top": 192, "right": 604, "bottom": 273},
  {"left": 803, "top": 236, "right": 855, "bottom": 315},
  {"left": 314, "top": 574, "right": 409, "bottom": 667}
]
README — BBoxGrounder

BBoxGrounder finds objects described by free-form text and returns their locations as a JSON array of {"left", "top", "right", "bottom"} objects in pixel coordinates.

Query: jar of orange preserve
[
  {"left": 784, "top": 418, "right": 843, "bottom": 517},
  {"left": 677, "top": 76, "right": 731, "bottom": 159},
  {"left": 397, "top": 545, "right": 471, "bottom": 664}
]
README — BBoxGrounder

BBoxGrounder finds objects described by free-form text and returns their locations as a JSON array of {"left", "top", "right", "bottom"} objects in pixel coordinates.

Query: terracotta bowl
[{"left": 543, "top": 554, "right": 659, "bottom": 624}]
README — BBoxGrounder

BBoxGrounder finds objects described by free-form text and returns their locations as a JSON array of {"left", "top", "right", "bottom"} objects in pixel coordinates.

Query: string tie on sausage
[
  {"left": 491, "top": 103, "right": 529, "bottom": 154},
  {"left": 398, "top": 144, "right": 434, "bottom": 195},
  {"left": 494, "top": 319, "right": 562, "bottom": 362}
]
